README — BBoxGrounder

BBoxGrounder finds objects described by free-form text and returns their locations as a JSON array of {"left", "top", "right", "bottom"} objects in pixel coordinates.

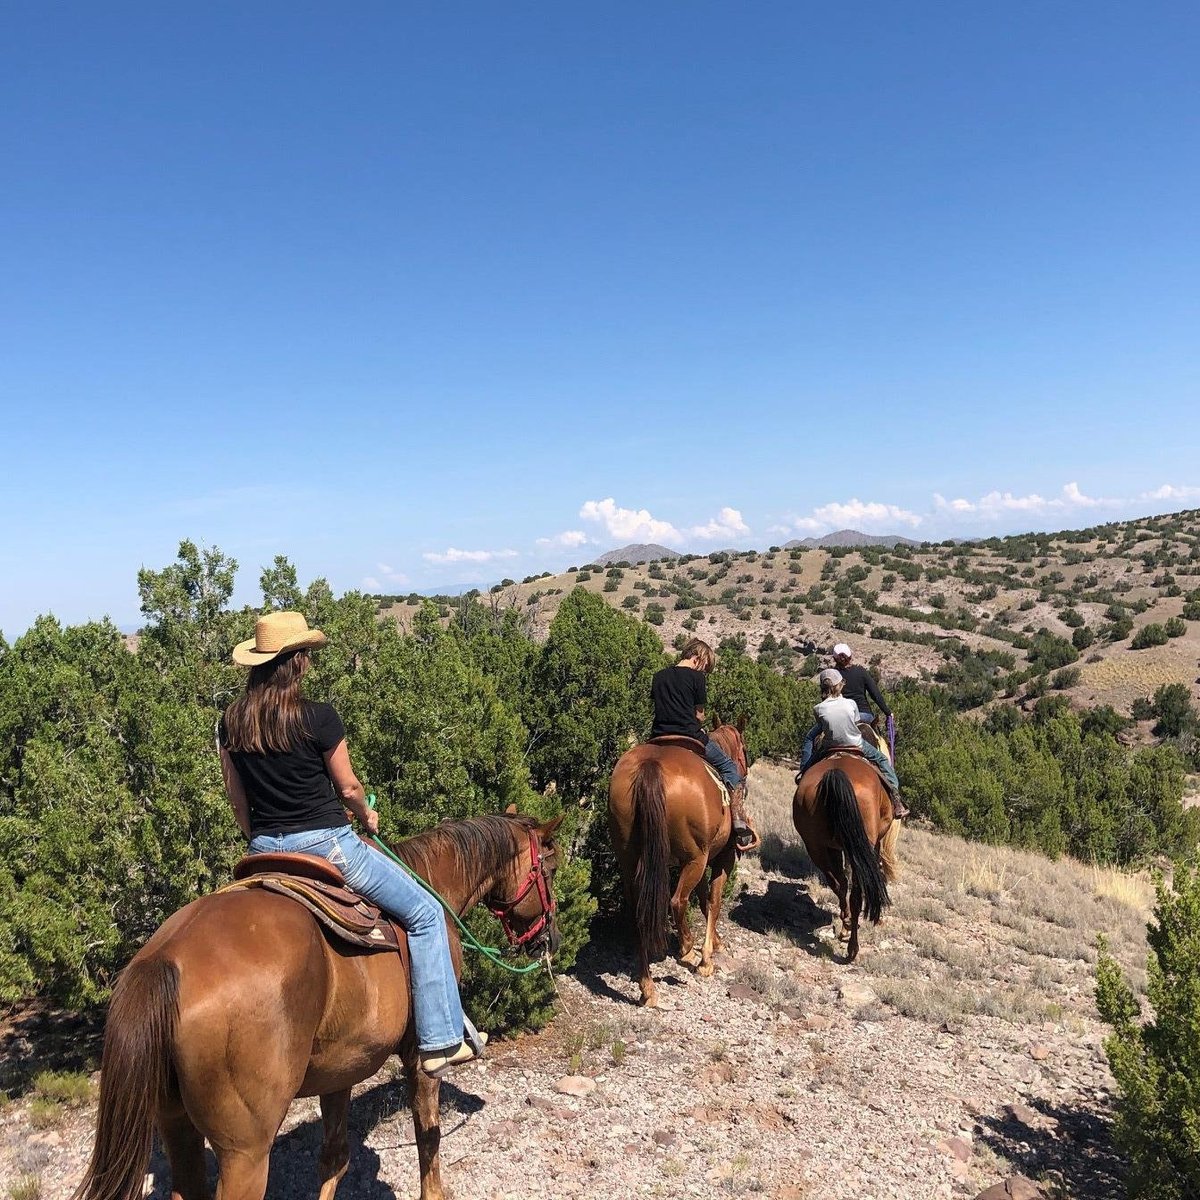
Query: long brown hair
[
  {"left": 223, "top": 649, "right": 312, "bottom": 753},
  {"left": 677, "top": 637, "right": 715, "bottom": 673}
]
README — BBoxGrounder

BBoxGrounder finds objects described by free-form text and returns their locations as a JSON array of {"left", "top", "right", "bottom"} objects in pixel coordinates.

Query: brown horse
[
  {"left": 608, "top": 721, "right": 748, "bottom": 1006},
  {"left": 792, "top": 755, "right": 899, "bottom": 961},
  {"left": 72, "top": 812, "right": 564, "bottom": 1200}
]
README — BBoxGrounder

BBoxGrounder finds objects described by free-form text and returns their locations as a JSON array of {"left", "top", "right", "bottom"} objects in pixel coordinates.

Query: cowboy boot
[{"left": 731, "top": 788, "right": 758, "bottom": 852}]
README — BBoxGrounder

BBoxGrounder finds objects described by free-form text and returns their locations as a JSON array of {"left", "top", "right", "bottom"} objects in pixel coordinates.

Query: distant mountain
[
  {"left": 783, "top": 529, "right": 921, "bottom": 550},
  {"left": 594, "top": 543, "right": 682, "bottom": 566}
]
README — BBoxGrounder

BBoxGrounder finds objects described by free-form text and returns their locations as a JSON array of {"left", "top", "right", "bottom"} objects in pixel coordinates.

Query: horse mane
[{"left": 391, "top": 813, "right": 536, "bottom": 883}]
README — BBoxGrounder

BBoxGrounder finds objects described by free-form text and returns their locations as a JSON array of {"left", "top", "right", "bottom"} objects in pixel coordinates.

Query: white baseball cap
[{"left": 832, "top": 643, "right": 852, "bottom": 659}]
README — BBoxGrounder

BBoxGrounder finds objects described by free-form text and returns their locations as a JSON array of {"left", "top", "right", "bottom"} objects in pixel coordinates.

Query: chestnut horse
[
  {"left": 608, "top": 721, "right": 748, "bottom": 1006},
  {"left": 792, "top": 755, "right": 898, "bottom": 961},
  {"left": 72, "top": 812, "right": 564, "bottom": 1200}
]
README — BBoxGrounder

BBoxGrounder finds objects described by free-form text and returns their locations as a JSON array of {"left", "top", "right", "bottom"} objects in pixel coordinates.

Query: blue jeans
[
  {"left": 704, "top": 739, "right": 744, "bottom": 790},
  {"left": 249, "top": 825, "right": 464, "bottom": 1053},
  {"left": 861, "top": 742, "right": 900, "bottom": 795}
]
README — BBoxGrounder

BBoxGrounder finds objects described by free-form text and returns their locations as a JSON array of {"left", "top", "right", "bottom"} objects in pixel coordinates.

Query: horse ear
[
  {"left": 539, "top": 812, "right": 566, "bottom": 838},
  {"left": 735, "top": 712, "right": 748, "bottom": 732},
  {"left": 504, "top": 803, "right": 519, "bottom": 815}
]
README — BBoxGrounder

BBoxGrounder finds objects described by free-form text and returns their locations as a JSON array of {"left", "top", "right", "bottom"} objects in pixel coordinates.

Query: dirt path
[{"left": 2, "top": 762, "right": 1142, "bottom": 1199}]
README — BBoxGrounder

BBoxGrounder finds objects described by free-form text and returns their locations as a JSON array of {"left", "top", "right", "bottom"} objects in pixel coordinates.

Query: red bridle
[{"left": 486, "top": 830, "right": 556, "bottom": 949}]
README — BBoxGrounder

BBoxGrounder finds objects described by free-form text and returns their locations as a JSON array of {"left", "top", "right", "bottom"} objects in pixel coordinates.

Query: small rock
[
  {"left": 1005, "top": 1102, "right": 1057, "bottom": 1132},
  {"left": 973, "top": 1176, "right": 1046, "bottom": 1200},
  {"left": 937, "top": 1136, "right": 972, "bottom": 1162},
  {"left": 652, "top": 1129, "right": 677, "bottom": 1147},
  {"left": 526, "top": 1095, "right": 576, "bottom": 1120},
  {"left": 727, "top": 983, "right": 759, "bottom": 1003},
  {"left": 1029, "top": 1043, "right": 1050, "bottom": 1061},
  {"left": 802, "top": 1014, "right": 832, "bottom": 1031},
  {"left": 837, "top": 980, "right": 878, "bottom": 1007},
  {"left": 553, "top": 1075, "right": 596, "bottom": 1097}
]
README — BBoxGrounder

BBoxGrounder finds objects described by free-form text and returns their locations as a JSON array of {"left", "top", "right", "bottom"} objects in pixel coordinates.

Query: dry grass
[
  {"left": 8, "top": 1177, "right": 41, "bottom": 1200},
  {"left": 746, "top": 758, "right": 1152, "bottom": 1027}
]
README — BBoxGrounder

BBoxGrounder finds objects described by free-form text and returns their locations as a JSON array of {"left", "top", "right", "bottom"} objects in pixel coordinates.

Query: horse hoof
[
  {"left": 680, "top": 948, "right": 701, "bottom": 968},
  {"left": 837, "top": 929, "right": 851, "bottom": 943},
  {"left": 697, "top": 962, "right": 714, "bottom": 978}
]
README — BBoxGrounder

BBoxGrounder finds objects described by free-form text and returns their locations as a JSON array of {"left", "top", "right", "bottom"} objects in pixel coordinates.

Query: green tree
[{"left": 1097, "top": 863, "right": 1200, "bottom": 1198}]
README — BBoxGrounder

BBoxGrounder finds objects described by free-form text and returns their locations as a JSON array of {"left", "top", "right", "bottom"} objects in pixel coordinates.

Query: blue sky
[{"left": 2, "top": 3, "right": 1198, "bottom": 635}]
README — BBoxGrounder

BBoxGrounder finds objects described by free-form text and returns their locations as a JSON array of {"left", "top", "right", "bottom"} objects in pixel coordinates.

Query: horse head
[{"left": 489, "top": 808, "right": 566, "bottom": 956}]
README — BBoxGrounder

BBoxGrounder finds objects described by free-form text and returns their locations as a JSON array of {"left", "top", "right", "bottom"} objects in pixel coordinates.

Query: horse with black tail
[
  {"left": 792, "top": 753, "right": 899, "bottom": 961},
  {"left": 608, "top": 720, "right": 749, "bottom": 1006},
  {"left": 70, "top": 811, "right": 564, "bottom": 1200}
]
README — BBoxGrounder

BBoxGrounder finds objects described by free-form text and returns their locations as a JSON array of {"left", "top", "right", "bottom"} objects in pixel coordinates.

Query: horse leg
[
  {"left": 404, "top": 1054, "right": 447, "bottom": 1200},
  {"left": 826, "top": 850, "right": 852, "bottom": 942},
  {"left": 698, "top": 843, "right": 736, "bottom": 978},
  {"left": 160, "top": 1108, "right": 209, "bottom": 1200},
  {"left": 212, "top": 1149, "right": 271, "bottom": 1200},
  {"left": 847, "top": 878, "right": 863, "bottom": 962},
  {"left": 316, "top": 1090, "right": 351, "bottom": 1200},
  {"left": 623, "top": 872, "right": 658, "bottom": 1007},
  {"left": 673, "top": 855, "right": 707, "bottom": 969}
]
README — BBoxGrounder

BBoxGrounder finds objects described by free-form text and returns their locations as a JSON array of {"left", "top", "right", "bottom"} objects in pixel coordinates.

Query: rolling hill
[{"left": 379, "top": 508, "right": 1200, "bottom": 719}]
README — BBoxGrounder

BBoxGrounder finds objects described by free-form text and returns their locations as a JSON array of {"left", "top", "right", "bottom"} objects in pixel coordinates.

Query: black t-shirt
[
  {"left": 838, "top": 664, "right": 890, "bottom": 717},
  {"left": 219, "top": 701, "right": 351, "bottom": 836},
  {"left": 650, "top": 665, "right": 708, "bottom": 740}
]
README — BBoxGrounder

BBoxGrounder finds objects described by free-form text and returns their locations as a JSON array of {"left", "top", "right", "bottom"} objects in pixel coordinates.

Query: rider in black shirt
[
  {"left": 650, "top": 639, "right": 754, "bottom": 849},
  {"left": 832, "top": 643, "right": 891, "bottom": 724}
]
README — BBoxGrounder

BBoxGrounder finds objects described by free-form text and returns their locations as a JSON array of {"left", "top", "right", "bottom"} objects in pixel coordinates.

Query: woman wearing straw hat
[{"left": 218, "top": 610, "right": 485, "bottom": 1077}]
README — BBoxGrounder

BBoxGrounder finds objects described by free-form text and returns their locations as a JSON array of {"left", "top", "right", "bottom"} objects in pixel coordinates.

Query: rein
[{"left": 366, "top": 796, "right": 548, "bottom": 976}]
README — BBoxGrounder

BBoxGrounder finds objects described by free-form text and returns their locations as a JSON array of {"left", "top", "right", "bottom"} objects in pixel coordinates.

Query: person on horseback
[
  {"left": 831, "top": 642, "right": 892, "bottom": 727},
  {"left": 218, "top": 611, "right": 486, "bottom": 1078},
  {"left": 800, "top": 668, "right": 908, "bottom": 818},
  {"left": 650, "top": 638, "right": 755, "bottom": 850}
]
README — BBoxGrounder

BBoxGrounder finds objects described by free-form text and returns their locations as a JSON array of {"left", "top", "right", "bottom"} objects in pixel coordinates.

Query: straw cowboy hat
[{"left": 233, "top": 611, "right": 327, "bottom": 666}]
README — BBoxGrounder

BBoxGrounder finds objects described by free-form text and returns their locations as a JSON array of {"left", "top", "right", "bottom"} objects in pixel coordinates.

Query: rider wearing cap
[
  {"left": 831, "top": 642, "right": 891, "bottom": 727},
  {"left": 800, "top": 668, "right": 908, "bottom": 819}
]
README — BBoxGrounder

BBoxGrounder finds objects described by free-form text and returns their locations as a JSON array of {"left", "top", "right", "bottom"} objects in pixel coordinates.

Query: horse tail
[
  {"left": 818, "top": 769, "right": 889, "bottom": 924},
  {"left": 72, "top": 958, "right": 179, "bottom": 1200},
  {"left": 879, "top": 816, "right": 902, "bottom": 883},
  {"left": 632, "top": 758, "right": 671, "bottom": 961}
]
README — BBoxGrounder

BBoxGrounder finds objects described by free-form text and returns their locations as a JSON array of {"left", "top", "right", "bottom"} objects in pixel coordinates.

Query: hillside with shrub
[
  {"left": 2, "top": 534, "right": 1198, "bottom": 1015},
  {"left": 378, "top": 507, "right": 1200, "bottom": 732}
]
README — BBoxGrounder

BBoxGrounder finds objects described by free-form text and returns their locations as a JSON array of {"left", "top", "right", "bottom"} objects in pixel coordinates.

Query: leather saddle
[
  {"left": 647, "top": 733, "right": 707, "bottom": 759},
  {"left": 219, "top": 852, "right": 407, "bottom": 956}
]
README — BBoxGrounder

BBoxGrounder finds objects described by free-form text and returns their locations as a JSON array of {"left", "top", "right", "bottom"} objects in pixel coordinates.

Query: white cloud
[
  {"left": 788, "top": 516, "right": 826, "bottom": 533},
  {"left": 536, "top": 529, "right": 590, "bottom": 549},
  {"left": 1141, "top": 483, "right": 1200, "bottom": 502},
  {"left": 811, "top": 498, "right": 923, "bottom": 530},
  {"left": 689, "top": 506, "right": 750, "bottom": 541},
  {"left": 934, "top": 481, "right": 1116, "bottom": 518},
  {"left": 423, "top": 547, "right": 519, "bottom": 565},
  {"left": 579, "top": 498, "right": 683, "bottom": 544},
  {"left": 363, "top": 576, "right": 381, "bottom": 591}
]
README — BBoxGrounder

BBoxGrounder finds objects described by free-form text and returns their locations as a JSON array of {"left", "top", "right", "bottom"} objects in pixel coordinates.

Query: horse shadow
[
  {"left": 145, "top": 1076, "right": 486, "bottom": 1199},
  {"left": 567, "top": 911, "right": 703, "bottom": 1006},
  {"left": 728, "top": 877, "right": 835, "bottom": 960},
  {"left": 974, "top": 1094, "right": 1125, "bottom": 1200}
]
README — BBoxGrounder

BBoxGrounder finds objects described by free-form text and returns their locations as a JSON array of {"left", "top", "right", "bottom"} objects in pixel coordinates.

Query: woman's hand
[{"left": 361, "top": 808, "right": 380, "bottom": 836}]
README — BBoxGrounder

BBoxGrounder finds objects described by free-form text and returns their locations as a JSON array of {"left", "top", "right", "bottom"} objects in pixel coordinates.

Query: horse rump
[
  {"left": 817, "top": 768, "right": 890, "bottom": 924},
  {"left": 631, "top": 758, "right": 671, "bottom": 960},
  {"left": 71, "top": 957, "right": 180, "bottom": 1200}
]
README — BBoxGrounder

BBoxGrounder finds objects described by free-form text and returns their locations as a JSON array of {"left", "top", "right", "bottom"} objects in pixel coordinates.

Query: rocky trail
[{"left": 2, "top": 761, "right": 1147, "bottom": 1199}]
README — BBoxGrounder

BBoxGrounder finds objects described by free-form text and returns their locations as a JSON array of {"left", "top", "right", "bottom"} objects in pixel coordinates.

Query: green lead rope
[{"left": 365, "top": 794, "right": 544, "bottom": 976}]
